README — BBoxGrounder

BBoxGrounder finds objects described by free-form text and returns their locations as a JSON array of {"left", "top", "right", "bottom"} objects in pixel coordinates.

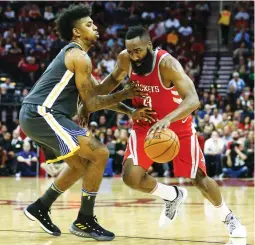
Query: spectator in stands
[
  {"left": 178, "top": 21, "right": 193, "bottom": 37},
  {"left": 114, "top": 129, "right": 128, "bottom": 174},
  {"left": 28, "top": 4, "right": 41, "bottom": 21},
  {"left": 105, "top": 1, "right": 117, "bottom": 14},
  {"left": 165, "top": 13, "right": 180, "bottom": 31},
  {"left": 105, "top": 128, "right": 113, "bottom": 143},
  {"left": 1, "top": 132, "right": 17, "bottom": 174},
  {"left": 204, "top": 131, "right": 224, "bottom": 177},
  {"left": 98, "top": 115, "right": 108, "bottom": 131},
  {"left": 20, "top": 88, "right": 28, "bottom": 103},
  {"left": 4, "top": 5, "right": 15, "bottom": 22},
  {"left": 141, "top": 11, "right": 155, "bottom": 21},
  {"left": 218, "top": 5, "right": 231, "bottom": 46},
  {"left": 166, "top": 30, "right": 179, "bottom": 46},
  {"left": 190, "top": 36, "right": 205, "bottom": 54},
  {"left": 233, "top": 42, "right": 249, "bottom": 59},
  {"left": 3, "top": 27, "right": 16, "bottom": 39},
  {"left": 235, "top": 6, "right": 250, "bottom": 20},
  {"left": 228, "top": 72, "right": 246, "bottom": 95},
  {"left": 210, "top": 109, "right": 223, "bottom": 127},
  {"left": 223, "top": 141, "right": 248, "bottom": 178},
  {"left": 0, "top": 138, "right": 7, "bottom": 168},
  {"left": 8, "top": 41, "right": 22, "bottom": 54},
  {"left": 89, "top": 121, "right": 98, "bottom": 137},
  {"left": 227, "top": 130, "right": 240, "bottom": 150},
  {"left": 98, "top": 132, "right": 107, "bottom": 144},
  {"left": 216, "top": 113, "right": 233, "bottom": 129},
  {"left": 233, "top": 28, "right": 251, "bottom": 47},
  {"left": 98, "top": 53, "right": 116, "bottom": 74},
  {"left": 149, "top": 15, "right": 166, "bottom": 43},
  {"left": 11, "top": 130, "right": 23, "bottom": 153},
  {"left": 203, "top": 114, "right": 215, "bottom": 139},
  {"left": 44, "top": 6, "right": 55, "bottom": 22},
  {"left": 17, "top": 141, "right": 38, "bottom": 177},
  {"left": 222, "top": 125, "right": 233, "bottom": 148},
  {"left": 244, "top": 130, "right": 254, "bottom": 176},
  {"left": 0, "top": 78, "right": 15, "bottom": 90}
]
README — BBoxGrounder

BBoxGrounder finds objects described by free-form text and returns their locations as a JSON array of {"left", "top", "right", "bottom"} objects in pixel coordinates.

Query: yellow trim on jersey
[
  {"left": 46, "top": 145, "right": 80, "bottom": 164},
  {"left": 42, "top": 70, "right": 74, "bottom": 108},
  {"left": 38, "top": 106, "right": 77, "bottom": 150}
]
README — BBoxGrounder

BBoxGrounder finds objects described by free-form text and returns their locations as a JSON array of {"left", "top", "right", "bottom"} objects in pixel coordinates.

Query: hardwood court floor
[{"left": 0, "top": 177, "right": 254, "bottom": 245}]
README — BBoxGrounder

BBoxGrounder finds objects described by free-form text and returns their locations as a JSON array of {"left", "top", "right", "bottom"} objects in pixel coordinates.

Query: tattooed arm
[
  {"left": 89, "top": 74, "right": 134, "bottom": 115},
  {"left": 70, "top": 49, "right": 147, "bottom": 112}
]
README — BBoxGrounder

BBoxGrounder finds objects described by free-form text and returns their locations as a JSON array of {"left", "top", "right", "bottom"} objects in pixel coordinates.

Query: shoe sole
[
  {"left": 69, "top": 224, "right": 115, "bottom": 241},
  {"left": 159, "top": 187, "right": 188, "bottom": 227},
  {"left": 23, "top": 208, "right": 61, "bottom": 236}
]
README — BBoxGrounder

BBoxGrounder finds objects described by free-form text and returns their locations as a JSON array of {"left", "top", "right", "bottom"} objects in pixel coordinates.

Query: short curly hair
[{"left": 56, "top": 3, "right": 92, "bottom": 41}]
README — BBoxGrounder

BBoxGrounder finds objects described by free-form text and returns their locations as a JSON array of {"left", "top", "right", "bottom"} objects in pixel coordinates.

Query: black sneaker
[
  {"left": 24, "top": 199, "right": 61, "bottom": 236},
  {"left": 70, "top": 212, "right": 115, "bottom": 241}
]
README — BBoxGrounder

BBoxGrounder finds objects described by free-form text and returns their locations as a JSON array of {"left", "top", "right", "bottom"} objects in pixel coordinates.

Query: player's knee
[
  {"left": 122, "top": 169, "right": 141, "bottom": 190},
  {"left": 191, "top": 169, "right": 209, "bottom": 192},
  {"left": 67, "top": 156, "right": 87, "bottom": 175}
]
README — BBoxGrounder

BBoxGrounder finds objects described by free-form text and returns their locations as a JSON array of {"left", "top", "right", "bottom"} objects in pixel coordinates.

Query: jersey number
[
  {"left": 143, "top": 96, "right": 152, "bottom": 108},
  {"left": 143, "top": 93, "right": 182, "bottom": 108}
]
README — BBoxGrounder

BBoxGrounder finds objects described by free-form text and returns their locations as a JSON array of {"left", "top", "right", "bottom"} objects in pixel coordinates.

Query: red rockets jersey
[{"left": 129, "top": 48, "right": 193, "bottom": 133}]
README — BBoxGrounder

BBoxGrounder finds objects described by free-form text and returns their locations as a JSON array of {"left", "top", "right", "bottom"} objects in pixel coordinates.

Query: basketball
[{"left": 144, "top": 128, "right": 180, "bottom": 163}]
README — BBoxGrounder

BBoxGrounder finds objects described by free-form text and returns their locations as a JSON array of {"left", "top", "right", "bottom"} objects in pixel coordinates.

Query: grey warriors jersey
[{"left": 23, "top": 42, "right": 82, "bottom": 118}]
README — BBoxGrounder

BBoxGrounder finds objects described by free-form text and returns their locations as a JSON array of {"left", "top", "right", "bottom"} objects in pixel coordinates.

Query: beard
[{"left": 130, "top": 49, "right": 154, "bottom": 75}]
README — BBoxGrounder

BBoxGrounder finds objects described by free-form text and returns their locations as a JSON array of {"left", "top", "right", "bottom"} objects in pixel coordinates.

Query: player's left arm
[
  {"left": 148, "top": 55, "right": 200, "bottom": 134},
  {"left": 94, "top": 51, "right": 129, "bottom": 95}
]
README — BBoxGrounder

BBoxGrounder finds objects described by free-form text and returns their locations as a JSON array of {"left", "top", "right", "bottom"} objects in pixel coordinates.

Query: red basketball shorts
[{"left": 123, "top": 127, "right": 207, "bottom": 179}]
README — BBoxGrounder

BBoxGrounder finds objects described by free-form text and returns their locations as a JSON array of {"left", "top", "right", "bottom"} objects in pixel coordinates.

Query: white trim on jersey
[
  {"left": 42, "top": 70, "right": 74, "bottom": 108},
  {"left": 37, "top": 105, "right": 77, "bottom": 152},
  {"left": 193, "top": 136, "right": 200, "bottom": 178},
  {"left": 190, "top": 133, "right": 196, "bottom": 178},
  {"left": 190, "top": 125, "right": 199, "bottom": 178},
  {"left": 127, "top": 130, "right": 139, "bottom": 165}
]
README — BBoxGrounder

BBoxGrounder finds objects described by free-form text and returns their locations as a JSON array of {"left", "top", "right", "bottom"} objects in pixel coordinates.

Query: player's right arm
[{"left": 67, "top": 49, "right": 147, "bottom": 113}]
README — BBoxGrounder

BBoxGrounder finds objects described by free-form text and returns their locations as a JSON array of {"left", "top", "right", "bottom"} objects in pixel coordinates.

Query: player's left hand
[
  {"left": 147, "top": 117, "right": 171, "bottom": 135},
  {"left": 131, "top": 107, "right": 157, "bottom": 123}
]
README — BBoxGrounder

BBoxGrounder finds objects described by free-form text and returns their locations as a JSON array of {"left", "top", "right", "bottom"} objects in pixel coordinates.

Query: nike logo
[
  {"left": 182, "top": 117, "right": 189, "bottom": 123},
  {"left": 201, "top": 157, "right": 205, "bottom": 162}
]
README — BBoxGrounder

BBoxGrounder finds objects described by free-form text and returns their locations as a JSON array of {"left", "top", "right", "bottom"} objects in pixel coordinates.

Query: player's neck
[{"left": 70, "top": 40, "right": 91, "bottom": 52}]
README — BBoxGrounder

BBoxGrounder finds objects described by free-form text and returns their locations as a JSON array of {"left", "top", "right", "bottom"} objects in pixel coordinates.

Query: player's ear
[
  {"left": 73, "top": 28, "right": 80, "bottom": 38},
  {"left": 148, "top": 41, "right": 153, "bottom": 51}
]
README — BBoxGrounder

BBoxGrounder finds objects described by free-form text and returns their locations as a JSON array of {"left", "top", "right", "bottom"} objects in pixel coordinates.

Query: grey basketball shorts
[{"left": 19, "top": 104, "right": 89, "bottom": 163}]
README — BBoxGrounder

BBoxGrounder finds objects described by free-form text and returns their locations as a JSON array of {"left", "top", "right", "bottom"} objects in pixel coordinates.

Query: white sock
[
  {"left": 150, "top": 183, "right": 177, "bottom": 201},
  {"left": 215, "top": 199, "right": 231, "bottom": 221}
]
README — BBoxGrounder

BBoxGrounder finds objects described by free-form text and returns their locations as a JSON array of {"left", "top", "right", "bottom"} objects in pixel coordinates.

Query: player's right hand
[{"left": 123, "top": 81, "right": 148, "bottom": 99}]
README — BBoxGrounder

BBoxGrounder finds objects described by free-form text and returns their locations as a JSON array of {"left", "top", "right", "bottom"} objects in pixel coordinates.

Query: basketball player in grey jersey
[{"left": 20, "top": 3, "right": 153, "bottom": 241}]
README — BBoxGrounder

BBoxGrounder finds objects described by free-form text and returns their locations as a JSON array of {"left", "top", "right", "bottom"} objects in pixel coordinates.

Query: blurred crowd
[{"left": 0, "top": 1, "right": 253, "bottom": 179}]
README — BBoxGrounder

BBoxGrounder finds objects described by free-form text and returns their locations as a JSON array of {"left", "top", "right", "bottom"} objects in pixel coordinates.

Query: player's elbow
[{"left": 190, "top": 95, "right": 200, "bottom": 110}]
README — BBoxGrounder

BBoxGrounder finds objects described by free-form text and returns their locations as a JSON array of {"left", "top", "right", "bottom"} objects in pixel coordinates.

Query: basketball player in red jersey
[{"left": 99, "top": 26, "right": 246, "bottom": 237}]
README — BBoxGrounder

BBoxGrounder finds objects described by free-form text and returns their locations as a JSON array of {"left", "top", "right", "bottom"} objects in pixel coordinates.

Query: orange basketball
[{"left": 144, "top": 128, "right": 180, "bottom": 163}]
